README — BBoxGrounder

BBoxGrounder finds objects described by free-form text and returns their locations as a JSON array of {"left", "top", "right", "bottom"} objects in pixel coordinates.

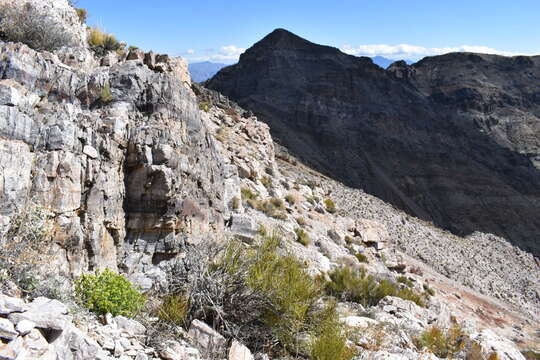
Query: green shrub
[
  {"left": 414, "top": 326, "right": 465, "bottom": 358},
  {"left": 324, "top": 267, "right": 425, "bottom": 307},
  {"left": 100, "top": 82, "right": 113, "bottom": 103},
  {"left": 295, "top": 228, "right": 310, "bottom": 246},
  {"left": 75, "top": 269, "right": 145, "bottom": 317},
  {"left": 324, "top": 199, "right": 337, "bottom": 213},
  {"left": 247, "top": 197, "right": 287, "bottom": 220},
  {"left": 157, "top": 294, "right": 189, "bottom": 325},
  {"left": 285, "top": 194, "right": 296, "bottom": 205},
  {"left": 355, "top": 253, "right": 369, "bottom": 263},
  {"left": 311, "top": 302, "right": 355, "bottom": 360},
  {"left": 397, "top": 276, "right": 414, "bottom": 287},
  {"left": 247, "top": 234, "right": 322, "bottom": 352}
]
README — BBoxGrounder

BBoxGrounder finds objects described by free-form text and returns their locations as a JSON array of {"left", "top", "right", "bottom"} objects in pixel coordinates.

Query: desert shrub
[
  {"left": 414, "top": 325, "right": 466, "bottom": 358},
  {"left": 100, "top": 82, "right": 113, "bottom": 103},
  {"left": 241, "top": 188, "right": 258, "bottom": 202},
  {"left": 88, "top": 26, "right": 123, "bottom": 55},
  {"left": 246, "top": 234, "right": 322, "bottom": 352},
  {"left": 231, "top": 196, "right": 240, "bottom": 210},
  {"left": 310, "top": 302, "right": 355, "bottom": 360},
  {"left": 296, "top": 217, "right": 307, "bottom": 226},
  {"left": 306, "top": 195, "right": 319, "bottom": 205},
  {"left": 157, "top": 294, "right": 190, "bottom": 326},
  {"left": 324, "top": 199, "right": 336, "bottom": 213},
  {"left": 397, "top": 276, "right": 414, "bottom": 287},
  {"left": 199, "top": 101, "right": 210, "bottom": 112},
  {"left": 0, "top": 203, "right": 54, "bottom": 294},
  {"left": 522, "top": 351, "right": 540, "bottom": 360},
  {"left": 260, "top": 176, "right": 273, "bottom": 189},
  {"left": 355, "top": 253, "right": 369, "bottom": 263},
  {"left": 75, "top": 8, "right": 87, "bottom": 23},
  {"left": 128, "top": 45, "right": 139, "bottom": 51},
  {"left": 344, "top": 235, "right": 353, "bottom": 244},
  {"left": 295, "top": 227, "right": 310, "bottom": 246},
  {"left": 324, "top": 267, "right": 425, "bottom": 307},
  {"left": 247, "top": 197, "right": 287, "bottom": 220},
  {"left": 285, "top": 194, "right": 296, "bottom": 205},
  {"left": 0, "top": 2, "right": 79, "bottom": 51},
  {"left": 74, "top": 269, "right": 145, "bottom": 317}
]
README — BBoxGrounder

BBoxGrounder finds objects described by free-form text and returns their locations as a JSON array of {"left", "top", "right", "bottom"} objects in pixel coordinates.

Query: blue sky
[{"left": 78, "top": 0, "right": 540, "bottom": 64}]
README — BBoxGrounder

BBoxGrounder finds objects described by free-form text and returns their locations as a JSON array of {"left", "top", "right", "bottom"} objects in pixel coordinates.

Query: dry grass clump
[
  {"left": 246, "top": 197, "right": 287, "bottom": 220},
  {"left": 88, "top": 26, "right": 124, "bottom": 55},
  {"left": 295, "top": 227, "right": 310, "bottom": 246},
  {"left": 0, "top": 2, "right": 79, "bottom": 51},
  {"left": 324, "top": 199, "right": 337, "bottom": 213}
]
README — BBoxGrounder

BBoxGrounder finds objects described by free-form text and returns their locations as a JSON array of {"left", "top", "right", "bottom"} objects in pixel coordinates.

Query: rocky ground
[{"left": 0, "top": 1, "right": 538, "bottom": 359}]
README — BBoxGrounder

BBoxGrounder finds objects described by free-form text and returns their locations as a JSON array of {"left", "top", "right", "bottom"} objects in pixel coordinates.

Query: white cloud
[
  {"left": 185, "top": 45, "right": 246, "bottom": 64},
  {"left": 340, "top": 43, "right": 533, "bottom": 61},
  {"left": 186, "top": 49, "right": 195, "bottom": 54}
]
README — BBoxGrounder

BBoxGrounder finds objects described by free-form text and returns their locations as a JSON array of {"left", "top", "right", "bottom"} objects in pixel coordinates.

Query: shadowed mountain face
[{"left": 206, "top": 29, "right": 540, "bottom": 256}]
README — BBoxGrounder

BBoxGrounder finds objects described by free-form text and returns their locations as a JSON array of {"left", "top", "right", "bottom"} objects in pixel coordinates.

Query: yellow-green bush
[
  {"left": 260, "top": 176, "right": 273, "bottom": 189},
  {"left": 295, "top": 227, "right": 310, "bottom": 246},
  {"left": 246, "top": 234, "right": 321, "bottom": 352},
  {"left": 74, "top": 269, "right": 145, "bottom": 317},
  {"left": 88, "top": 26, "right": 123, "bottom": 55},
  {"left": 324, "top": 199, "right": 337, "bottom": 213},
  {"left": 247, "top": 197, "right": 287, "bottom": 220},
  {"left": 100, "top": 82, "right": 113, "bottom": 103},
  {"left": 414, "top": 325, "right": 465, "bottom": 358},
  {"left": 311, "top": 302, "right": 355, "bottom": 360},
  {"left": 397, "top": 276, "right": 414, "bottom": 287},
  {"left": 241, "top": 188, "right": 258, "bottom": 202},
  {"left": 324, "top": 267, "right": 425, "bottom": 307},
  {"left": 355, "top": 253, "right": 368, "bottom": 263},
  {"left": 76, "top": 8, "right": 87, "bottom": 23}
]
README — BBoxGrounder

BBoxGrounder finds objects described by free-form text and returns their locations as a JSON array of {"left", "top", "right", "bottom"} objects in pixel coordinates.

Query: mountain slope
[
  {"left": 206, "top": 28, "right": 540, "bottom": 256},
  {"left": 188, "top": 61, "right": 227, "bottom": 82}
]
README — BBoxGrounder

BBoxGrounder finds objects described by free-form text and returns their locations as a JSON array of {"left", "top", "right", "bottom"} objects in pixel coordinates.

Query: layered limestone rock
[
  {"left": 207, "top": 28, "right": 540, "bottom": 257},
  {"left": 0, "top": 37, "right": 235, "bottom": 282}
]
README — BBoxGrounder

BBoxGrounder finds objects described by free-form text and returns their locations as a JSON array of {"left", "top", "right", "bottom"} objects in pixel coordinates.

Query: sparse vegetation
[
  {"left": 324, "top": 267, "right": 425, "bottom": 307},
  {"left": 423, "top": 283, "right": 436, "bottom": 296},
  {"left": 75, "top": 269, "right": 145, "bottom": 317},
  {"left": 285, "top": 194, "right": 297, "bottom": 205},
  {"left": 324, "top": 199, "right": 337, "bottom": 213},
  {"left": 231, "top": 196, "right": 240, "bottom": 210},
  {"left": 88, "top": 26, "right": 124, "bottom": 56},
  {"left": 355, "top": 253, "right": 369, "bottom": 263},
  {"left": 0, "top": 2, "right": 79, "bottom": 51},
  {"left": 241, "top": 187, "right": 258, "bottom": 202},
  {"left": 397, "top": 276, "right": 414, "bottom": 287},
  {"left": 0, "top": 203, "right": 54, "bottom": 295},
  {"left": 296, "top": 217, "right": 307, "bottom": 226},
  {"left": 295, "top": 227, "right": 310, "bottom": 246},
  {"left": 199, "top": 101, "right": 210, "bottom": 112},
  {"left": 310, "top": 302, "right": 355, "bottom": 360},
  {"left": 75, "top": 8, "right": 87, "bottom": 23},
  {"left": 414, "top": 325, "right": 466, "bottom": 358},
  {"left": 100, "top": 82, "right": 113, "bottom": 103},
  {"left": 344, "top": 235, "right": 353, "bottom": 244},
  {"left": 246, "top": 197, "right": 288, "bottom": 220},
  {"left": 260, "top": 176, "right": 273, "bottom": 189},
  {"left": 157, "top": 294, "right": 190, "bottom": 326}
]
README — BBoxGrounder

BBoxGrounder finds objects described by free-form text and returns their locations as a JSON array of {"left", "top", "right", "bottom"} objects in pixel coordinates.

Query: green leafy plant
[{"left": 75, "top": 269, "right": 145, "bottom": 317}]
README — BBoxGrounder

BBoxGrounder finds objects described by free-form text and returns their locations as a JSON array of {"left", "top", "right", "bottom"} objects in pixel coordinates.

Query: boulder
[
  {"left": 228, "top": 340, "right": 253, "bottom": 360},
  {"left": 0, "top": 318, "right": 18, "bottom": 340},
  {"left": 467, "top": 330, "right": 526, "bottom": 360},
  {"left": 187, "top": 320, "right": 226, "bottom": 355}
]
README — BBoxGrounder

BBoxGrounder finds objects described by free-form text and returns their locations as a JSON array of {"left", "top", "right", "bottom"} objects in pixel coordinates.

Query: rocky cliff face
[
  {"left": 0, "top": 39, "right": 237, "bottom": 281},
  {"left": 206, "top": 29, "right": 540, "bottom": 256}
]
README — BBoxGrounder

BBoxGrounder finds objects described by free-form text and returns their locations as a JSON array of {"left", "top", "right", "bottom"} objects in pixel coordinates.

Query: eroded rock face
[
  {"left": 206, "top": 28, "right": 540, "bottom": 256},
  {"left": 0, "top": 39, "right": 234, "bottom": 279}
]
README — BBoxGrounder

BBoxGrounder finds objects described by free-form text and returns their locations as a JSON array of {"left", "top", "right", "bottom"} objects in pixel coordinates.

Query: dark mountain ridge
[{"left": 207, "top": 29, "right": 540, "bottom": 256}]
